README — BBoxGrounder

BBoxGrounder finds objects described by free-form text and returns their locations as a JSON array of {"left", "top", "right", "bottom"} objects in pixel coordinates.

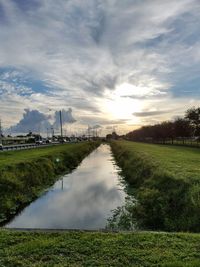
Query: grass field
[
  {"left": 0, "top": 143, "right": 91, "bottom": 167},
  {"left": 0, "top": 142, "right": 99, "bottom": 224},
  {"left": 155, "top": 139, "right": 200, "bottom": 148},
  {"left": 116, "top": 141, "right": 200, "bottom": 180},
  {"left": 0, "top": 229, "right": 200, "bottom": 267},
  {"left": 110, "top": 141, "right": 200, "bottom": 232}
]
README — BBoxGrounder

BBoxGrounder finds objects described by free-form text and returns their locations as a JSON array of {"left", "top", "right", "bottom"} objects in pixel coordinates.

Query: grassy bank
[
  {"left": 110, "top": 141, "right": 200, "bottom": 232},
  {"left": 0, "top": 142, "right": 99, "bottom": 224},
  {"left": 0, "top": 229, "right": 200, "bottom": 267}
]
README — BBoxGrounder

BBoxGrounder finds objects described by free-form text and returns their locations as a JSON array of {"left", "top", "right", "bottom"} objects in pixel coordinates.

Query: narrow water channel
[{"left": 6, "top": 144, "right": 127, "bottom": 229}]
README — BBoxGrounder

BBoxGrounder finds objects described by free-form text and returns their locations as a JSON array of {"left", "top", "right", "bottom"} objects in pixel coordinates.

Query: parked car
[{"left": 35, "top": 140, "right": 43, "bottom": 145}]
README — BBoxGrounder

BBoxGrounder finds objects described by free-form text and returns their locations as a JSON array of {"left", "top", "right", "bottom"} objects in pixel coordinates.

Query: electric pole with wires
[{"left": 0, "top": 119, "right": 3, "bottom": 146}]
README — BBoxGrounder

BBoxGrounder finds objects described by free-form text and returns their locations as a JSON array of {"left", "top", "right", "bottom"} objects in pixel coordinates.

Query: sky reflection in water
[{"left": 6, "top": 144, "right": 126, "bottom": 229}]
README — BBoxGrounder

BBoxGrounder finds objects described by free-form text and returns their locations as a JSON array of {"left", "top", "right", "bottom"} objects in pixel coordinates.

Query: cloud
[
  {"left": 133, "top": 110, "right": 171, "bottom": 117},
  {"left": 7, "top": 108, "right": 76, "bottom": 134},
  {"left": 53, "top": 108, "right": 76, "bottom": 129},
  {"left": 0, "top": 0, "right": 200, "bottom": 133},
  {"left": 0, "top": 0, "right": 198, "bottom": 96},
  {"left": 88, "top": 124, "right": 102, "bottom": 132},
  {"left": 9, "top": 109, "right": 51, "bottom": 133}
]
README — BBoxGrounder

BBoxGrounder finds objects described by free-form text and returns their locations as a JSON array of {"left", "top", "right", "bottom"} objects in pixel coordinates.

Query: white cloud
[
  {"left": 9, "top": 109, "right": 51, "bottom": 133},
  {"left": 0, "top": 0, "right": 200, "bottom": 133},
  {"left": 7, "top": 108, "right": 76, "bottom": 134},
  {"left": 53, "top": 108, "right": 76, "bottom": 129}
]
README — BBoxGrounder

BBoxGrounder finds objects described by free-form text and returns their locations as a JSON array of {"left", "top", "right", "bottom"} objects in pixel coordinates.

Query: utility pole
[
  {"left": 51, "top": 127, "right": 54, "bottom": 139},
  {"left": 59, "top": 110, "right": 63, "bottom": 139},
  {"left": 88, "top": 125, "right": 90, "bottom": 140},
  {"left": 38, "top": 125, "right": 41, "bottom": 141},
  {"left": 0, "top": 119, "right": 2, "bottom": 145}
]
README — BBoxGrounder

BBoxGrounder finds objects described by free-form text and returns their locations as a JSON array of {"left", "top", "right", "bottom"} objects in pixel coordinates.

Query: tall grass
[
  {"left": 110, "top": 141, "right": 200, "bottom": 232},
  {"left": 0, "top": 142, "right": 99, "bottom": 225}
]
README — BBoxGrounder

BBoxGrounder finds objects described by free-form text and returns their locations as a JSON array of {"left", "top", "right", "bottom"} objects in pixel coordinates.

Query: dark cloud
[
  {"left": 89, "top": 4, "right": 105, "bottom": 44},
  {"left": 83, "top": 75, "right": 118, "bottom": 96},
  {"left": 70, "top": 97, "right": 101, "bottom": 113},
  {"left": 12, "top": 0, "right": 40, "bottom": 11},
  {"left": 79, "top": 115, "right": 128, "bottom": 126},
  {"left": 105, "top": 125, "right": 117, "bottom": 130},
  {"left": 89, "top": 124, "right": 102, "bottom": 130},
  {"left": 133, "top": 110, "right": 170, "bottom": 117}
]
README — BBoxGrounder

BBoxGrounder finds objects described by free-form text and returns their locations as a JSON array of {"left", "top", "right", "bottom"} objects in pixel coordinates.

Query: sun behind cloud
[
  {"left": 0, "top": 0, "right": 200, "bottom": 134},
  {"left": 104, "top": 83, "right": 143, "bottom": 122}
]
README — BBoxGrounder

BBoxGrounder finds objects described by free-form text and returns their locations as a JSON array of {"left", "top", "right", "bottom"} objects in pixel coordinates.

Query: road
[{"left": 0, "top": 142, "right": 60, "bottom": 152}]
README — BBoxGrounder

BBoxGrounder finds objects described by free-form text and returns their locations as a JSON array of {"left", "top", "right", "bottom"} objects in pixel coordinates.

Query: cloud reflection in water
[{"left": 6, "top": 144, "right": 126, "bottom": 229}]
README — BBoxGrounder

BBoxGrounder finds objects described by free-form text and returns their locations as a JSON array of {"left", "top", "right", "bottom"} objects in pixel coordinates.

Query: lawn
[
  {"left": 0, "top": 143, "right": 90, "bottom": 168},
  {"left": 116, "top": 141, "right": 200, "bottom": 181},
  {"left": 0, "top": 229, "right": 200, "bottom": 267}
]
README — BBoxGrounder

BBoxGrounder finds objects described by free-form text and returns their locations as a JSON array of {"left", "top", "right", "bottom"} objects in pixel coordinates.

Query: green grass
[
  {"left": 0, "top": 230, "right": 200, "bottom": 267},
  {"left": 116, "top": 141, "right": 200, "bottom": 180},
  {"left": 0, "top": 144, "right": 91, "bottom": 167},
  {"left": 110, "top": 141, "right": 200, "bottom": 232},
  {"left": 0, "top": 142, "right": 99, "bottom": 224},
  {"left": 1, "top": 142, "right": 200, "bottom": 266},
  {"left": 156, "top": 139, "right": 200, "bottom": 148}
]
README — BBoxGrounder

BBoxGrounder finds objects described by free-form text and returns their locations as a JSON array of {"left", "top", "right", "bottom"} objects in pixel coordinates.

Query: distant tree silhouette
[
  {"left": 126, "top": 107, "right": 200, "bottom": 144},
  {"left": 174, "top": 118, "right": 192, "bottom": 143},
  {"left": 185, "top": 107, "right": 200, "bottom": 137}
]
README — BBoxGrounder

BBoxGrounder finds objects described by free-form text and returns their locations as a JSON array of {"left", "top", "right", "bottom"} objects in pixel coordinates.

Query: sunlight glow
[{"left": 104, "top": 83, "right": 144, "bottom": 121}]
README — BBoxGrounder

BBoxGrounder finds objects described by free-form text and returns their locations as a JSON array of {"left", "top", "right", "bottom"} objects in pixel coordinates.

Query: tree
[
  {"left": 173, "top": 118, "right": 192, "bottom": 142},
  {"left": 126, "top": 107, "right": 200, "bottom": 144},
  {"left": 185, "top": 107, "right": 200, "bottom": 137},
  {"left": 160, "top": 121, "right": 175, "bottom": 144}
]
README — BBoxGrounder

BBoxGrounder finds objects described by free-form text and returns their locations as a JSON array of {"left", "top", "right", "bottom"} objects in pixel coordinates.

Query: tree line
[{"left": 126, "top": 107, "right": 200, "bottom": 144}]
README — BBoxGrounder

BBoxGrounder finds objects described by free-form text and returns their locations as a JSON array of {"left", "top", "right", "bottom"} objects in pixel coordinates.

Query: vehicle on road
[{"left": 35, "top": 140, "right": 43, "bottom": 145}]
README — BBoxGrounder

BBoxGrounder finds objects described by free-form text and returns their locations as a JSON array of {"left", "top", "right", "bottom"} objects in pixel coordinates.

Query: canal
[{"left": 6, "top": 144, "right": 127, "bottom": 229}]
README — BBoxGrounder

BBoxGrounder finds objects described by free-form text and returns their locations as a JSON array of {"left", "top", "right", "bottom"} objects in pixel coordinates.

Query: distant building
[{"left": 2, "top": 136, "right": 30, "bottom": 145}]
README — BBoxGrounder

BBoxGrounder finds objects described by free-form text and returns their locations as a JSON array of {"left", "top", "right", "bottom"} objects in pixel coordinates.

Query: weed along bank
[
  {"left": 0, "top": 142, "right": 99, "bottom": 225},
  {"left": 110, "top": 141, "right": 200, "bottom": 232},
  {"left": 5, "top": 144, "right": 127, "bottom": 229}
]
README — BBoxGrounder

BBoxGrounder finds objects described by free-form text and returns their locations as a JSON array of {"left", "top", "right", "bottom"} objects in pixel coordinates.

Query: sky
[{"left": 0, "top": 0, "right": 200, "bottom": 136}]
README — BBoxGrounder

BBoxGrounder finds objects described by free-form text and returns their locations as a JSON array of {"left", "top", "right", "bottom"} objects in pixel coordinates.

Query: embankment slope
[
  {"left": 111, "top": 141, "right": 200, "bottom": 232},
  {"left": 0, "top": 142, "right": 99, "bottom": 224}
]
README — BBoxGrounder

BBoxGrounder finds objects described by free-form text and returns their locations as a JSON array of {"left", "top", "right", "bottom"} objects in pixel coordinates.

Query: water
[{"left": 6, "top": 144, "right": 127, "bottom": 229}]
